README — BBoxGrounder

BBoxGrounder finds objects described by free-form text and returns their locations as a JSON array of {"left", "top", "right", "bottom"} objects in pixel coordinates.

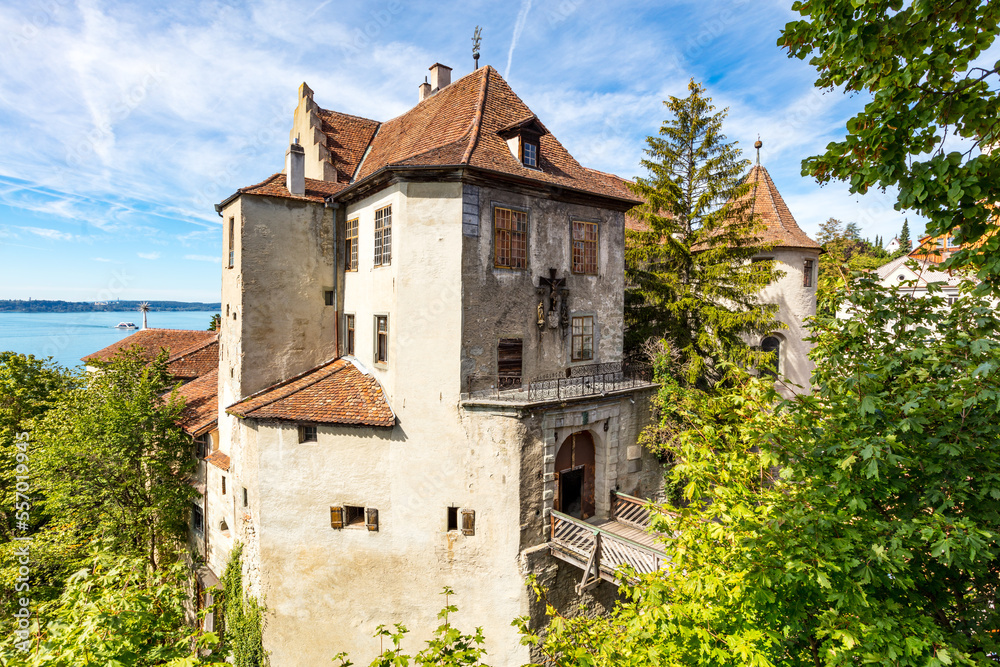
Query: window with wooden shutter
[
  {"left": 497, "top": 338, "right": 522, "bottom": 388},
  {"left": 330, "top": 506, "right": 344, "bottom": 529},
  {"left": 461, "top": 509, "right": 476, "bottom": 536},
  {"left": 366, "top": 508, "right": 379, "bottom": 532}
]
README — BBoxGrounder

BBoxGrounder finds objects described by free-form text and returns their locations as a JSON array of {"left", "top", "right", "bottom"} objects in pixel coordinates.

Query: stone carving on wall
[{"left": 536, "top": 268, "right": 569, "bottom": 336}]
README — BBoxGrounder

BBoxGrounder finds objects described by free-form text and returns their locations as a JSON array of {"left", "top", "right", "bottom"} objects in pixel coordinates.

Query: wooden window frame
[
  {"left": 346, "top": 218, "right": 359, "bottom": 271},
  {"left": 571, "top": 220, "right": 599, "bottom": 275},
  {"left": 374, "top": 206, "right": 391, "bottom": 267},
  {"left": 221, "top": 476, "right": 226, "bottom": 495},
  {"left": 522, "top": 139, "right": 538, "bottom": 168},
  {"left": 344, "top": 505, "right": 365, "bottom": 527},
  {"left": 374, "top": 315, "right": 389, "bottom": 365},
  {"left": 803, "top": 259, "right": 814, "bottom": 288},
  {"left": 571, "top": 315, "right": 595, "bottom": 362},
  {"left": 461, "top": 509, "right": 476, "bottom": 536},
  {"left": 493, "top": 205, "right": 528, "bottom": 270},
  {"left": 345, "top": 314, "right": 355, "bottom": 356},
  {"left": 192, "top": 504, "right": 204, "bottom": 532},
  {"left": 497, "top": 338, "right": 523, "bottom": 387},
  {"left": 298, "top": 424, "right": 317, "bottom": 443}
]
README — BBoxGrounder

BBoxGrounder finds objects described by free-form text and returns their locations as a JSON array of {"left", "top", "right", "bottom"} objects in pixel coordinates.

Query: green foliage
[
  {"left": 332, "top": 588, "right": 488, "bottom": 667},
  {"left": 0, "top": 546, "right": 220, "bottom": 666},
  {"left": 220, "top": 543, "right": 267, "bottom": 667},
  {"left": 207, "top": 315, "right": 221, "bottom": 332},
  {"left": 779, "top": 1, "right": 1000, "bottom": 285},
  {"left": 625, "top": 80, "right": 782, "bottom": 385},
  {"left": 31, "top": 349, "right": 196, "bottom": 569},
  {"left": 899, "top": 218, "right": 912, "bottom": 251},
  {"left": 815, "top": 217, "right": 891, "bottom": 315},
  {"left": 521, "top": 274, "right": 1000, "bottom": 666}
]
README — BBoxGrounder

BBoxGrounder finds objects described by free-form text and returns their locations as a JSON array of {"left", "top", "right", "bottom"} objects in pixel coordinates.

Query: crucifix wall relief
[{"left": 536, "top": 268, "right": 569, "bottom": 336}]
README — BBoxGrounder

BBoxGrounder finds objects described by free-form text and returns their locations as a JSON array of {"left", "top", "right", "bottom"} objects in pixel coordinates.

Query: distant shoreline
[{"left": 0, "top": 300, "right": 221, "bottom": 313}]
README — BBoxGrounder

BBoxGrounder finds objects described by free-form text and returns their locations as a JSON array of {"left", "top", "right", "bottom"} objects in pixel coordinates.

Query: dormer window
[
  {"left": 522, "top": 140, "right": 538, "bottom": 168},
  {"left": 497, "top": 115, "right": 548, "bottom": 171}
]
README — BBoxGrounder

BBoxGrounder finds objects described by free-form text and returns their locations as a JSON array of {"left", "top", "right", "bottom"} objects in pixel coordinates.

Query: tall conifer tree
[
  {"left": 900, "top": 218, "right": 912, "bottom": 251},
  {"left": 625, "top": 80, "right": 782, "bottom": 385}
]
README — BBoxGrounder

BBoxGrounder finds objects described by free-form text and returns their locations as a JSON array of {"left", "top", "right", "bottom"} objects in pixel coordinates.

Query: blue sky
[{"left": 0, "top": 0, "right": 937, "bottom": 301}]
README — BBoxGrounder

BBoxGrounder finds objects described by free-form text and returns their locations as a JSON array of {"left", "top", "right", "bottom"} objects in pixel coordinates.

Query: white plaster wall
[{"left": 755, "top": 247, "right": 820, "bottom": 392}]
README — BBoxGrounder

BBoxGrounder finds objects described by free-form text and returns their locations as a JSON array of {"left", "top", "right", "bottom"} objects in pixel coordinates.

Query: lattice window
[
  {"left": 803, "top": 259, "right": 814, "bottom": 288},
  {"left": 374, "top": 206, "right": 391, "bottom": 266},
  {"left": 494, "top": 207, "right": 527, "bottom": 269},
  {"left": 346, "top": 218, "right": 358, "bottom": 271},
  {"left": 375, "top": 315, "right": 388, "bottom": 364},
  {"left": 522, "top": 141, "right": 538, "bottom": 168},
  {"left": 571, "top": 316, "right": 594, "bottom": 361},
  {"left": 572, "top": 221, "right": 598, "bottom": 274}
]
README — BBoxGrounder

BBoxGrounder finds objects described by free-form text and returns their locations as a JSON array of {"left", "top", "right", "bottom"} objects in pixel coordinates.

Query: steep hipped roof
[
  {"left": 174, "top": 368, "right": 218, "bottom": 436},
  {"left": 742, "top": 165, "right": 821, "bottom": 250},
  {"left": 83, "top": 329, "right": 218, "bottom": 380},
  {"left": 226, "top": 358, "right": 394, "bottom": 427},
  {"left": 225, "top": 66, "right": 640, "bottom": 207},
  {"left": 237, "top": 173, "right": 350, "bottom": 202}
]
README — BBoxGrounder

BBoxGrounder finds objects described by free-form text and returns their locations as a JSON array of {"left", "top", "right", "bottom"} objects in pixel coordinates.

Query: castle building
[{"left": 210, "top": 64, "right": 662, "bottom": 665}]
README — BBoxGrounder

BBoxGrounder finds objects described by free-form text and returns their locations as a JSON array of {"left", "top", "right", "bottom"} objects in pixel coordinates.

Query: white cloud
[
  {"left": 184, "top": 254, "right": 220, "bottom": 263},
  {"left": 137, "top": 251, "right": 160, "bottom": 260},
  {"left": 19, "top": 226, "right": 74, "bottom": 241},
  {"left": 504, "top": 0, "right": 533, "bottom": 80}
]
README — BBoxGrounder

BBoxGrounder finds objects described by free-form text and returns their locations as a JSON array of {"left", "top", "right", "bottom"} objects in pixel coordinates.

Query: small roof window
[{"left": 497, "top": 115, "right": 548, "bottom": 170}]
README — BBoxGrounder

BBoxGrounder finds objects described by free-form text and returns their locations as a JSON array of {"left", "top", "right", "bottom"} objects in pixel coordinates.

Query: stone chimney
[
  {"left": 286, "top": 140, "right": 305, "bottom": 195},
  {"left": 418, "top": 77, "right": 432, "bottom": 103},
  {"left": 429, "top": 63, "right": 452, "bottom": 92}
]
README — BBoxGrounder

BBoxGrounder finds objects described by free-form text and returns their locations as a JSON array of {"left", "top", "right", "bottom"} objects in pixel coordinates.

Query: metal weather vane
[{"left": 472, "top": 26, "right": 482, "bottom": 69}]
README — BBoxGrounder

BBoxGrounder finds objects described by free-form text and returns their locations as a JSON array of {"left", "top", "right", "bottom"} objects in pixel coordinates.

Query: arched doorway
[
  {"left": 555, "top": 431, "right": 595, "bottom": 520},
  {"left": 761, "top": 335, "right": 781, "bottom": 377}
]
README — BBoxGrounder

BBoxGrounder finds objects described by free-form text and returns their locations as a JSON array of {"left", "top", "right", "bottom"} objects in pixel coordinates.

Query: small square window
[
  {"left": 447, "top": 507, "right": 459, "bottom": 532},
  {"left": 523, "top": 141, "right": 538, "bottom": 168},
  {"left": 298, "top": 424, "right": 317, "bottom": 443},
  {"left": 324, "top": 290, "right": 334, "bottom": 306},
  {"left": 344, "top": 505, "right": 365, "bottom": 527}
]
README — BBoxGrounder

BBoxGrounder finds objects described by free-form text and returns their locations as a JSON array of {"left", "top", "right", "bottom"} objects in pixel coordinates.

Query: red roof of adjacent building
[
  {"left": 82, "top": 329, "right": 219, "bottom": 381},
  {"left": 226, "top": 358, "right": 394, "bottom": 427},
  {"left": 226, "top": 66, "right": 641, "bottom": 208},
  {"left": 205, "top": 450, "right": 230, "bottom": 472},
  {"left": 173, "top": 368, "right": 218, "bottom": 436}
]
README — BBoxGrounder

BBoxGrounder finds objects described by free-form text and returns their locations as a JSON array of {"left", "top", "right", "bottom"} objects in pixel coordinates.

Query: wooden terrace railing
[{"left": 549, "top": 510, "right": 665, "bottom": 592}]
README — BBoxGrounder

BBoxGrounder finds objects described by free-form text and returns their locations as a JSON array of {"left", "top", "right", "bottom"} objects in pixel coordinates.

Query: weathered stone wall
[{"left": 460, "top": 184, "right": 626, "bottom": 382}]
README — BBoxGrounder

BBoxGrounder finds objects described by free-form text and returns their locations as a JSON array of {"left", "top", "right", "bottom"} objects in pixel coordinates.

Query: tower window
[
  {"left": 227, "top": 218, "right": 235, "bottom": 268},
  {"left": 803, "top": 259, "right": 814, "bottom": 288},
  {"left": 298, "top": 424, "right": 317, "bottom": 443},
  {"left": 760, "top": 336, "right": 781, "bottom": 377}
]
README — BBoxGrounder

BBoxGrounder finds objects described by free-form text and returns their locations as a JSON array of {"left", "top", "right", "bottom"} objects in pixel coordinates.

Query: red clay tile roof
[
  {"left": 238, "top": 173, "right": 350, "bottom": 202},
  {"left": 741, "top": 165, "right": 821, "bottom": 250},
  {"left": 166, "top": 340, "right": 218, "bottom": 381},
  {"left": 584, "top": 168, "right": 650, "bottom": 232},
  {"left": 83, "top": 329, "right": 218, "bottom": 372},
  {"left": 230, "top": 67, "right": 641, "bottom": 207},
  {"left": 227, "top": 358, "right": 394, "bottom": 427},
  {"left": 205, "top": 450, "right": 230, "bottom": 472},
  {"left": 174, "top": 368, "right": 218, "bottom": 436},
  {"left": 316, "top": 109, "right": 381, "bottom": 182}
]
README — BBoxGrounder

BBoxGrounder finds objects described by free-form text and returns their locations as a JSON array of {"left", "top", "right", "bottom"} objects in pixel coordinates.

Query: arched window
[{"left": 761, "top": 336, "right": 781, "bottom": 377}]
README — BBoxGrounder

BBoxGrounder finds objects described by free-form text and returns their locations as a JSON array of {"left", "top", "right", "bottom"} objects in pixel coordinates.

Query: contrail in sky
[{"left": 505, "top": 0, "right": 534, "bottom": 80}]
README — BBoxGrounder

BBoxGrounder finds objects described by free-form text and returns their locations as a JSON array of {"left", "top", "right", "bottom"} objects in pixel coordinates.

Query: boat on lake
[{"left": 115, "top": 322, "right": 138, "bottom": 329}]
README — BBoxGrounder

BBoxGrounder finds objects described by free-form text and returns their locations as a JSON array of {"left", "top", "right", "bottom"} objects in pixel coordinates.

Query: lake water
[{"left": 0, "top": 311, "right": 219, "bottom": 370}]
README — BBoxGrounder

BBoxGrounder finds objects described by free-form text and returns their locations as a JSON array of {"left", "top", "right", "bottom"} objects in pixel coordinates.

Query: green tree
[
  {"left": 219, "top": 543, "right": 267, "bottom": 667},
  {"left": 32, "top": 349, "right": 196, "bottom": 570},
  {"left": 899, "top": 218, "right": 912, "bottom": 252},
  {"left": 0, "top": 545, "right": 221, "bottom": 666},
  {"left": 815, "top": 218, "right": 890, "bottom": 315},
  {"left": 779, "top": 1, "right": 1000, "bottom": 285},
  {"left": 625, "top": 80, "right": 782, "bottom": 385},
  {"left": 208, "top": 314, "right": 221, "bottom": 332},
  {"left": 521, "top": 274, "right": 1000, "bottom": 666}
]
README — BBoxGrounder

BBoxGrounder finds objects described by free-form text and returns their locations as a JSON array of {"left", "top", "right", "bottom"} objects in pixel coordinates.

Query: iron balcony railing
[{"left": 463, "top": 361, "right": 654, "bottom": 402}]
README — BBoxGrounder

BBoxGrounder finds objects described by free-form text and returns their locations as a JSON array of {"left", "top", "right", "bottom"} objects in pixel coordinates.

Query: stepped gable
[
  {"left": 174, "top": 368, "right": 218, "bottom": 436},
  {"left": 227, "top": 358, "right": 394, "bottom": 427},
  {"left": 315, "top": 109, "right": 380, "bottom": 182},
  {"left": 743, "top": 165, "right": 821, "bottom": 250},
  {"left": 82, "top": 329, "right": 217, "bottom": 370}
]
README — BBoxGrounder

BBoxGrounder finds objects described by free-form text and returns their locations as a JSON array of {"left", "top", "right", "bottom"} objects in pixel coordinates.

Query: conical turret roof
[{"left": 743, "top": 165, "right": 820, "bottom": 250}]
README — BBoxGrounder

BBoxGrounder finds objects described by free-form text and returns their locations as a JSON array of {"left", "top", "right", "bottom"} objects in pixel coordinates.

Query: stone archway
[{"left": 554, "top": 430, "right": 596, "bottom": 519}]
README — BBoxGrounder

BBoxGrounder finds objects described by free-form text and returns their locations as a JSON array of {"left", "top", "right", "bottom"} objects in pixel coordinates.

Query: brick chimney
[
  {"left": 418, "top": 77, "right": 432, "bottom": 103},
  {"left": 286, "top": 140, "right": 305, "bottom": 195},
  {"left": 429, "top": 63, "right": 452, "bottom": 92}
]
